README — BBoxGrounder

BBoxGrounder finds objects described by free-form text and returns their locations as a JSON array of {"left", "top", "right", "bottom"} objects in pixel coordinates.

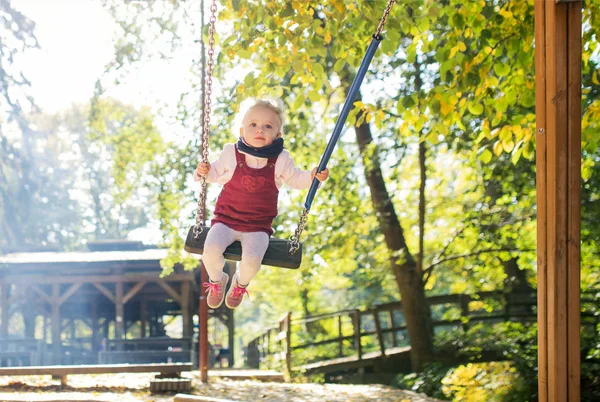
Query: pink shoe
[
  {"left": 203, "top": 272, "right": 229, "bottom": 309},
  {"left": 225, "top": 272, "right": 249, "bottom": 309}
]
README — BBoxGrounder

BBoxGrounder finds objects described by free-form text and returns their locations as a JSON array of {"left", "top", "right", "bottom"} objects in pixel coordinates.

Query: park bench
[{"left": 0, "top": 362, "right": 192, "bottom": 392}]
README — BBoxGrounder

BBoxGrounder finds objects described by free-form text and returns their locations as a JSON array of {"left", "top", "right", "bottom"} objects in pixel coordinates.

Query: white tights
[{"left": 202, "top": 223, "right": 269, "bottom": 286}]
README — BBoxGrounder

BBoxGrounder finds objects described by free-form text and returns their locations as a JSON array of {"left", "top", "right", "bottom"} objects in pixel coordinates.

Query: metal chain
[
  {"left": 375, "top": 0, "right": 395, "bottom": 38},
  {"left": 289, "top": 208, "right": 309, "bottom": 255},
  {"left": 288, "top": 0, "right": 395, "bottom": 253},
  {"left": 194, "top": 0, "right": 218, "bottom": 239}
]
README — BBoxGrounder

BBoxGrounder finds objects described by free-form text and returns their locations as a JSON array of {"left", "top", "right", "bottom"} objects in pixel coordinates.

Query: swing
[{"left": 184, "top": 0, "right": 396, "bottom": 269}]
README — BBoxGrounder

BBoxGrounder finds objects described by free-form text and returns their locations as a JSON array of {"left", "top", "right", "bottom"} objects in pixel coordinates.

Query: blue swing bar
[{"left": 304, "top": 35, "right": 383, "bottom": 211}]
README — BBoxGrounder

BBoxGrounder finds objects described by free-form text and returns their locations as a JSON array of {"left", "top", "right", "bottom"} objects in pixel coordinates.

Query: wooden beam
[
  {"left": 115, "top": 282, "right": 124, "bottom": 340},
  {"left": 123, "top": 281, "right": 147, "bottom": 304},
  {"left": 535, "top": 1, "right": 548, "bottom": 400},
  {"left": 58, "top": 283, "right": 82, "bottom": 306},
  {"left": 31, "top": 285, "right": 52, "bottom": 304},
  {"left": 93, "top": 283, "right": 116, "bottom": 304},
  {"left": 535, "top": 1, "right": 581, "bottom": 401},
  {"left": 566, "top": 2, "right": 582, "bottom": 401},
  {"left": 156, "top": 279, "right": 181, "bottom": 304}
]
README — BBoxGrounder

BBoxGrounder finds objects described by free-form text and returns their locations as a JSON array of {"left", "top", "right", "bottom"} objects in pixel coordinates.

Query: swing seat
[{"left": 184, "top": 226, "right": 302, "bottom": 269}]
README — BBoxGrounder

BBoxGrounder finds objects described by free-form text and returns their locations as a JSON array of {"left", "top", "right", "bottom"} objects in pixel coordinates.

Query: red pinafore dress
[{"left": 211, "top": 145, "right": 279, "bottom": 235}]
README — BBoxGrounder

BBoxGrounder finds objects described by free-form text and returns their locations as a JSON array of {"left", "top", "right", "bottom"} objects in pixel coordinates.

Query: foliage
[{"left": 395, "top": 362, "right": 452, "bottom": 400}]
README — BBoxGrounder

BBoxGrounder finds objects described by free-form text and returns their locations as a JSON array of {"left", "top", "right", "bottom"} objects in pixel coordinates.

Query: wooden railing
[{"left": 245, "top": 290, "right": 599, "bottom": 376}]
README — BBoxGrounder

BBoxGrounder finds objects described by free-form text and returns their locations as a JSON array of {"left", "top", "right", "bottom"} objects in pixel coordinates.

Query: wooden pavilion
[{"left": 0, "top": 240, "right": 234, "bottom": 368}]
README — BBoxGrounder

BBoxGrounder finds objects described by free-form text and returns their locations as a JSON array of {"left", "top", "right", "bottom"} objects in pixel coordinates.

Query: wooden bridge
[{"left": 245, "top": 290, "right": 598, "bottom": 377}]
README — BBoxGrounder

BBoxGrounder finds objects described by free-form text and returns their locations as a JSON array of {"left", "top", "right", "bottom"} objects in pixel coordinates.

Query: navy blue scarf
[{"left": 237, "top": 137, "right": 284, "bottom": 158}]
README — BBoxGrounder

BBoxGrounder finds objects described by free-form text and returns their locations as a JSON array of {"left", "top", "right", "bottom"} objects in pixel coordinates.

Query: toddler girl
[{"left": 194, "top": 99, "right": 329, "bottom": 309}]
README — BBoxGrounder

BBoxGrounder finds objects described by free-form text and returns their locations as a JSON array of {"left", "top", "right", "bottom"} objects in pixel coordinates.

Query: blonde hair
[{"left": 238, "top": 98, "right": 285, "bottom": 134}]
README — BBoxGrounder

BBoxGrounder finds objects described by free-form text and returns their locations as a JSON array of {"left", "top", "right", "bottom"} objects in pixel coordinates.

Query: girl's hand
[
  {"left": 196, "top": 162, "right": 211, "bottom": 176},
  {"left": 311, "top": 167, "right": 329, "bottom": 182}
]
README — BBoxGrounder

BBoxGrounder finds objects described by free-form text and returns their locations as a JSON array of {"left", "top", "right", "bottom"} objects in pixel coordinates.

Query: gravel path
[{"left": 0, "top": 372, "right": 443, "bottom": 402}]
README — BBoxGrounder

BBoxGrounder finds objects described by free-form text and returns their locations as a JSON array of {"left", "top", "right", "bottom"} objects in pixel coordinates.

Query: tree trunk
[{"left": 354, "top": 99, "right": 434, "bottom": 371}]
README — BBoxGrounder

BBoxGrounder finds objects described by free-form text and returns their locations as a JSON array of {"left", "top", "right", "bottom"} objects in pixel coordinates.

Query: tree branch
[{"left": 423, "top": 247, "right": 535, "bottom": 284}]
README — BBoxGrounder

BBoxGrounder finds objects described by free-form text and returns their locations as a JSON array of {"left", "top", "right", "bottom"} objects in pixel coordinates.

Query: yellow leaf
[
  {"left": 450, "top": 46, "right": 458, "bottom": 59},
  {"left": 503, "top": 140, "right": 515, "bottom": 153},
  {"left": 324, "top": 32, "right": 332, "bottom": 44},
  {"left": 440, "top": 100, "right": 453, "bottom": 116},
  {"left": 458, "top": 41, "right": 467, "bottom": 52},
  {"left": 493, "top": 140, "right": 504, "bottom": 156},
  {"left": 593, "top": 71, "right": 600, "bottom": 86}
]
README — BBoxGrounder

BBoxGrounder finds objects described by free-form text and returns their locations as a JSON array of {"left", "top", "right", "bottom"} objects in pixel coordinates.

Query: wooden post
[
  {"left": 387, "top": 310, "right": 397, "bottom": 348},
  {"left": 1, "top": 284, "right": 9, "bottom": 339},
  {"left": 535, "top": 1, "right": 581, "bottom": 401},
  {"left": 373, "top": 309, "right": 386, "bottom": 356},
  {"left": 353, "top": 310, "right": 362, "bottom": 360},
  {"left": 182, "top": 281, "right": 191, "bottom": 338},
  {"left": 91, "top": 303, "right": 98, "bottom": 355},
  {"left": 199, "top": 265, "right": 208, "bottom": 383},
  {"left": 140, "top": 300, "right": 147, "bottom": 338},
  {"left": 284, "top": 312, "right": 292, "bottom": 379},
  {"left": 115, "top": 282, "right": 124, "bottom": 342},
  {"left": 51, "top": 284, "right": 61, "bottom": 365},
  {"left": 228, "top": 308, "right": 234, "bottom": 368},
  {"left": 338, "top": 315, "right": 343, "bottom": 357}
]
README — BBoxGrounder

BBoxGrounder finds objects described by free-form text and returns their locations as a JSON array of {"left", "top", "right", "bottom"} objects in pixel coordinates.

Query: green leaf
[
  {"left": 334, "top": 59, "right": 346, "bottom": 73},
  {"left": 308, "top": 90, "right": 320, "bottom": 102},
  {"left": 313, "top": 63, "right": 324, "bottom": 78},
  {"left": 468, "top": 102, "right": 484, "bottom": 115},
  {"left": 521, "top": 92, "right": 535, "bottom": 108},
  {"left": 493, "top": 63, "right": 511, "bottom": 77},
  {"left": 243, "top": 73, "right": 255, "bottom": 87},
  {"left": 479, "top": 148, "right": 493, "bottom": 164}
]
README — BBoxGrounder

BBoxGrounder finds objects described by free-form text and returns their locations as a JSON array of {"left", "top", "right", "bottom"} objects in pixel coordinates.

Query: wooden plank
[
  {"left": 0, "top": 362, "right": 192, "bottom": 376},
  {"left": 566, "top": 2, "right": 582, "bottom": 401},
  {"left": 58, "top": 283, "right": 82, "bottom": 305},
  {"left": 93, "top": 283, "right": 116, "bottom": 304},
  {"left": 123, "top": 281, "right": 147, "bottom": 304},
  {"left": 544, "top": 1, "right": 559, "bottom": 400},
  {"left": 535, "top": 1, "right": 548, "bottom": 400},
  {"left": 548, "top": 1, "right": 569, "bottom": 400},
  {"left": 156, "top": 279, "right": 181, "bottom": 303}
]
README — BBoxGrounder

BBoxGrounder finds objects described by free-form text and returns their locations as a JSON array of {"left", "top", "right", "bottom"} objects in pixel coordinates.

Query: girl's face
[{"left": 240, "top": 106, "right": 282, "bottom": 148}]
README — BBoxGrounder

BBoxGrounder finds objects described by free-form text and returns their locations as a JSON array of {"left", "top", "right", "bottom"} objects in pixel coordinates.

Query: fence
[{"left": 245, "top": 290, "right": 599, "bottom": 375}]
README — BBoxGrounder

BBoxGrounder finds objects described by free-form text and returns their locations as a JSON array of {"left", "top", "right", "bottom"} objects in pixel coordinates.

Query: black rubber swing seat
[{"left": 184, "top": 226, "right": 302, "bottom": 269}]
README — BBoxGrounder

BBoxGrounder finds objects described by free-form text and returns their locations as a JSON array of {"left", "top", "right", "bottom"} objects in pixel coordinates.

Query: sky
[
  {"left": 13, "top": 1, "right": 117, "bottom": 112},
  {"left": 12, "top": 0, "right": 201, "bottom": 130}
]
